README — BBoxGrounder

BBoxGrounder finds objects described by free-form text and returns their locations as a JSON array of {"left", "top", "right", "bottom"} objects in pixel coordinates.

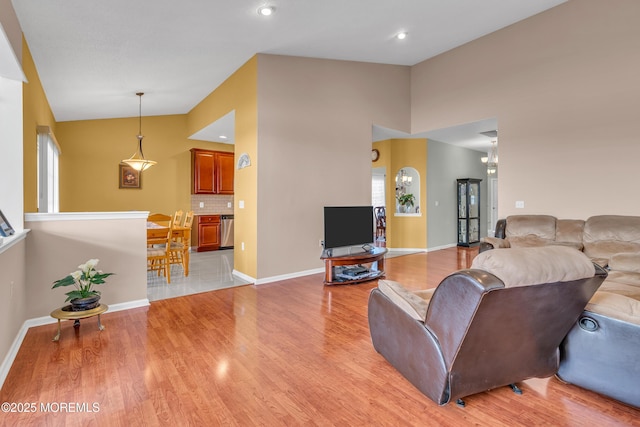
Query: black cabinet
[{"left": 457, "top": 178, "right": 482, "bottom": 247}]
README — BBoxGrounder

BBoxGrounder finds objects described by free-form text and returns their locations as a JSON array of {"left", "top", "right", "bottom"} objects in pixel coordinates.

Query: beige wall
[
  {"left": 0, "top": 239, "right": 27, "bottom": 378},
  {"left": 411, "top": 0, "right": 640, "bottom": 219},
  {"left": 256, "top": 55, "right": 410, "bottom": 279},
  {"left": 24, "top": 213, "right": 148, "bottom": 318}
]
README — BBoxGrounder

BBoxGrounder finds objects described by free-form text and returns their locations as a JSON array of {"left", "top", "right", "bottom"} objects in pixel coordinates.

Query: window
[
  {"left": 372, "top": 168, "right": 385, "bottom": 208},
  {"left": 37, "top": 126, "right": 60, "bottom": 213}
]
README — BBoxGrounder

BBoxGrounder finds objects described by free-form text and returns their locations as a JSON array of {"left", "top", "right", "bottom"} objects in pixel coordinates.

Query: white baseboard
[
  {"left": 233, "top": 268, "right": 324, "bottom": 285},
  {"left": 254, "top": 268, "right": 324, "bottom": 285},
  {"left": 386, "top": 247, "right": 428, "bottom": 252},
  {"left": 426, "top": 243, "right": 457, "bottom": 252},
  {"left": 0, "top": 299, "right": 150, "bottom": 390},
  {"left": 232, "top": 270, "right": 256, "bottom": 284}
]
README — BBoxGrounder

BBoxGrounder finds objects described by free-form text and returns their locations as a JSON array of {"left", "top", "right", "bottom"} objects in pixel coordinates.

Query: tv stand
[{"left": 321, "top": 247, "right": 387, "bottom": 285}]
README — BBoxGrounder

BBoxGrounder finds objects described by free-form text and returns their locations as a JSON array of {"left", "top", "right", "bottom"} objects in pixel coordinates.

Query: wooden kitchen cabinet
[
  {"left": 195, "top": 215, "right": 221, "bottom": 252},
  {"left": 215, "top": 152, "right": 234, "bottom": 195},
  {"left": 191, "top": 149, "right": 234, "bottom": 194}
]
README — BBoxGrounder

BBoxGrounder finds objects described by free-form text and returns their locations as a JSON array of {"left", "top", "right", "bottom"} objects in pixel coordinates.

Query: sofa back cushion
[
  {"left": 505, "top": 215, "right": 557, "bottom": 248},
  {"left": 583, "top": 215, "right": 640, "bottom": 263},
  {"left": 505, "top": 215, "right": 556, "bottom": 240},
  {"left": 556, "top": 219, "right": 585, "bottom": 246}
]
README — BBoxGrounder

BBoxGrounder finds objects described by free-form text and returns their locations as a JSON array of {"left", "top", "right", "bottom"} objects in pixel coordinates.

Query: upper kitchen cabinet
[
  {"left": 215, "top": 152, "right": 234, "bottom": 194},
  {"left": 191, "top": 149, "right": 234, "bottom": 194}
]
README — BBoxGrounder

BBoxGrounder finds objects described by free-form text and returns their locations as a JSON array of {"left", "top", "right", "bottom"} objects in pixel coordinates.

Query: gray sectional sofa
[{"left": 481, "top": 214, "right": 640, "bottom": 408}]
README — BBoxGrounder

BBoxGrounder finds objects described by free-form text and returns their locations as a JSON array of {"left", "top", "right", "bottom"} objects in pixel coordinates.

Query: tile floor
[
  {"left": 147, "top": 248, "right": 421, "bottom": 302},
  {"left": 147, "top": 249, "right": 252, "bottom": 302}
]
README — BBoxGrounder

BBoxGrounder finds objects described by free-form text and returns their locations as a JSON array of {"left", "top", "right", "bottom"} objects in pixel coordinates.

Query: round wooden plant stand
[{"left": 50, "top": 304, "right": 108, "bottom": 341}]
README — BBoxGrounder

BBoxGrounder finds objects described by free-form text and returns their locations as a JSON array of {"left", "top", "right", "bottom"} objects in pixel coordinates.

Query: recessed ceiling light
[
  {"left": 257, "top": 5, "right": 275, "bottom": 16},
  {"left": 396, "top": 32, "right": 408, "bottom": 40},
  {"left": 219, "top": 135, "right": 228, "bottom": 139}
]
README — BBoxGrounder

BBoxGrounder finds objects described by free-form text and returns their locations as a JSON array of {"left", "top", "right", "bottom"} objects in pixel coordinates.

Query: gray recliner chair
[{"left": 368, "top": 246, "right": 607, "bottom": 406}]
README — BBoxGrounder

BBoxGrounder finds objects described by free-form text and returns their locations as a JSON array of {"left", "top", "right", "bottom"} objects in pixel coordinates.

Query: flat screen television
[{"left": 323, "top": 206, "right": 374, "bottom": 250}]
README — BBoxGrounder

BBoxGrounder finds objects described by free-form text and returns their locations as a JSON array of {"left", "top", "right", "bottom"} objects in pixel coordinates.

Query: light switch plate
[{"left": 239, "top": 200, "right": 245, "bottom": 209}]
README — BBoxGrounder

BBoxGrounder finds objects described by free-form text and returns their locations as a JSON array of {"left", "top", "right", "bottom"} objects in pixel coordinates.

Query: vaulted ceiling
[{"left": 13, "top": 0, "right": 565, "bottom": 148}]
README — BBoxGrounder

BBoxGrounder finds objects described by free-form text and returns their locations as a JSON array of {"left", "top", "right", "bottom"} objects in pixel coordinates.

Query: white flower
[
  {"left": 70, "top": 270, "right": 82, "bottom": 281},
  {"left": 86, "top": 259, "right": 99, "bottom": 270},
  {"left": 79, "top": 258, "right": 99, "bottom": 273}
]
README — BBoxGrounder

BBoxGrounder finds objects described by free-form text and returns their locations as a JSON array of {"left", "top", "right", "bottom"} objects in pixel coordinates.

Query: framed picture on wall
[
  {"left": 119, "top": 164, "right": 142, "bottom": 189},
  {"left": 0, "top": 210, "right": 15, "bottom": 237}
]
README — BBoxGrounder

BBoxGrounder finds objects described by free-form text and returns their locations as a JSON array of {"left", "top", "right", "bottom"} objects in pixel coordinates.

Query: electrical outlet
[
  {"left": 227, "top": 202, "right": 232, "bottom": 208},
  {"left": 199, "top": 202, "right": 204, "bottom": 208},
  {"left": 515, "top": 201, "right": 525, "bottom": 209},
  {"left": 319, "top": 239, "right": 324, "bottom": 247},
  {"left": 241, "top": 242, "right": 245, "bottom": 251}
]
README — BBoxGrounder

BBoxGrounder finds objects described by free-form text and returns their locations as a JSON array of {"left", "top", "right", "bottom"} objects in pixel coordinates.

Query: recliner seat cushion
[
  {"left": 471, "top": 246, "right": 595, "bottom": 287},
  {"left": 377, "top": 279, "right": 434, "bottom": 321}
]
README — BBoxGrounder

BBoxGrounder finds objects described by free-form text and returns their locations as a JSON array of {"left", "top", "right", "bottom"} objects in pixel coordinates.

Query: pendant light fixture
[{"left": 122, "top": 92, "right": 156, "bottom": 171}]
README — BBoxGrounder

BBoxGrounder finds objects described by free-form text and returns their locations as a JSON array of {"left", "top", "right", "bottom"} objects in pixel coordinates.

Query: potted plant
[
  {"left": 52, "top": 259, "right": 114, "bottom": 311},
  {"left": 397, "top": 193, "right": 415, "bottom": 213}
]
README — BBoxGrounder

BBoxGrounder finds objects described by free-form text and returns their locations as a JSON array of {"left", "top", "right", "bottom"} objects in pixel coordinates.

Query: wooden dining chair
[
  {"left": 172, "top": 210, "right": 194, "bottom": 276},
  {"left": 172, "top": 210, "right": 184, "bottom": 228},
  {"left": 166, "top": 210, "right": 191, "bottom": 277},
  {"left": 183, "top": 210, "right": 194, "bottom": 229},
  {"left": 147, "top": 223, "right": 172, "bottom": 283}
]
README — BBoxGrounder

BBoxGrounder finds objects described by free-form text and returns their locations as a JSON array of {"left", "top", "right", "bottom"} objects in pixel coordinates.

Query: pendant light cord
[{"left": 137, "top": 92, "right": 145, "bottom": 158}]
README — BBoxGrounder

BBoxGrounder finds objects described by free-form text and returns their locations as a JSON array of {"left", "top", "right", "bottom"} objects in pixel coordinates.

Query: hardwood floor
[{"left": 1, "top": 247, "right": 638, "bottom": 426}]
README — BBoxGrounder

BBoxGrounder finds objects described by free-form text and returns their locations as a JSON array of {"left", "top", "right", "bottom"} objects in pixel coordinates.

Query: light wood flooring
[{"left": 1, "top": 247, "right": 639, "bottom": 426}]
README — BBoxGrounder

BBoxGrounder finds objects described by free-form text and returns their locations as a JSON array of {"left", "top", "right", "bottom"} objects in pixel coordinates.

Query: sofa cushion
[
  {"left": 377, "top": 279, "right": 434, "bottom": 321},
  {"left": 471, "top": 246, "right": 595, "bottom": 287},
  {"left": 583, "top": 215, "right": 640, "bottom": 263},
  {"left": 608, "top": 252, "right": 640, "bottom": 273},
  {"left": 507, "top": 235, "right": 552, "bottom": 248},
  {"left": 586, "top": 291, "right": 640, "bottom": 326},
  {"left": 599, "top": 271, "right": 640, "bottom": 295},
  {"left": 556, "top": 219, "right": 585, "bottom": 249},
  {"left": 505, "top": 215, "right": 557, "bottom": 240}
]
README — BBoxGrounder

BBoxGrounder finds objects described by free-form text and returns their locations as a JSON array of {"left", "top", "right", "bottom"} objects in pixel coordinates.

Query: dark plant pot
[{"left": 70, "top": 295, "right": 101, "bottom": 311}]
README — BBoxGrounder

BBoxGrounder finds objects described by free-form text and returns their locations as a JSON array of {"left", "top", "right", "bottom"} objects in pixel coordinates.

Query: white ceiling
[
  {"left": 12, "top": 0, "right": 565, "bottom": 148},
  {"left": 373, "top": 117, "right": 498, "bottom": 152}
]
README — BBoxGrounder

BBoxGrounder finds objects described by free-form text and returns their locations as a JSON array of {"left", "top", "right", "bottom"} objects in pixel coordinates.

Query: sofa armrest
[
  {"left": 494, "top": 219, "right": 507, "bottom": 239},
  {"left": 480, "top": 236, "right": 510, "bottom": 250}
]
